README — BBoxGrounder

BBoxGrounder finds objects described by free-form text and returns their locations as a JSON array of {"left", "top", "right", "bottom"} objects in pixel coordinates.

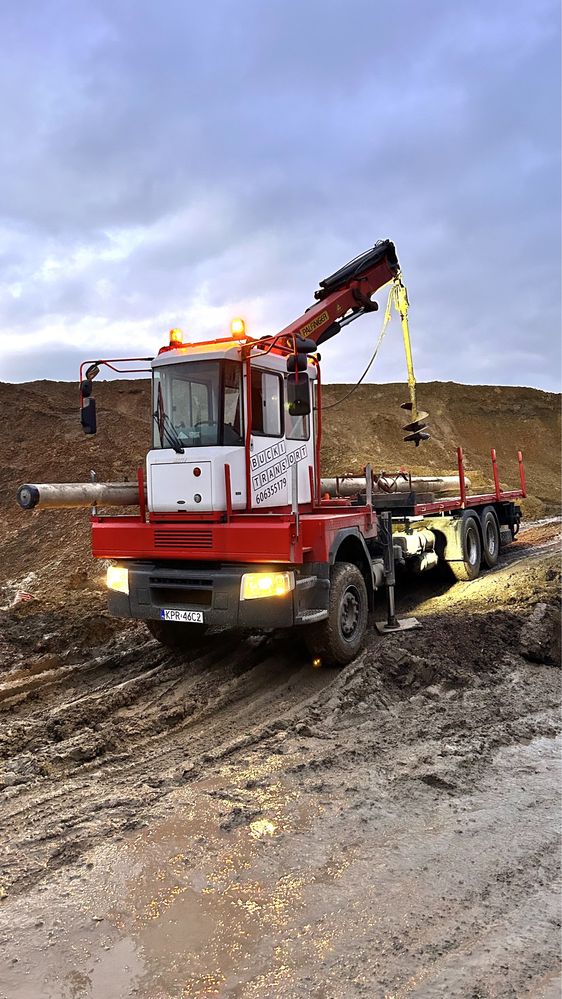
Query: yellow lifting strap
[
  {"left": 320, "top": 271, "right": 425, "bottom": 437},
  {"left": 391, "top": 272, "right": 418, "bottom": 421},
  {"left": 375, "top": 272, "right": 419, "bottom": 421}
]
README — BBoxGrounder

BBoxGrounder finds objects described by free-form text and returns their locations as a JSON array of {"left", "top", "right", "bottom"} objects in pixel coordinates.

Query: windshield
[{"left": 152, "top": 360, "right": 243, "bottom": 449}]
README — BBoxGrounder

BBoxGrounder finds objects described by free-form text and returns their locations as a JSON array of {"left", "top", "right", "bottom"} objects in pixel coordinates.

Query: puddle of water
[
  {"left": 88, "top": 781, "right": 344, "bottom": 998},
  {"left": 0, "top": 758, "right": 349, "bottom": 999}
]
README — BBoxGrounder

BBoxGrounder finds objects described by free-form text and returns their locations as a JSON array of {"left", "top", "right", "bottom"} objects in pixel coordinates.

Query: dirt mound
[
  {"left": 321, "top": 381, "right": 560, "bottom": 518},
  {"left": 0, "top": 378, "right": 559, "bottom": 599}
]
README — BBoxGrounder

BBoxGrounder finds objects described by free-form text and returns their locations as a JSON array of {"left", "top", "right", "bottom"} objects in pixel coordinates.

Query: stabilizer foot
[{"left": 375, "top": 616, "right": 421, "bottom": 634}]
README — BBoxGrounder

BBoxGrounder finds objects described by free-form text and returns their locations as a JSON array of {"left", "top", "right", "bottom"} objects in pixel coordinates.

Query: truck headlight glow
[
  {"left": 240, "top": 571, "right": 294, "bottom": 600},
  {"left": 106, "top": 565, "right": 129, "bottom": 595}
]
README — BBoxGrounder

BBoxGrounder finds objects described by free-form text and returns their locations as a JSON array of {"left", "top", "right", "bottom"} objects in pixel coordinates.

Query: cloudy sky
[{"left": 0, "top": 0, "right": 560, "bottom": 389}]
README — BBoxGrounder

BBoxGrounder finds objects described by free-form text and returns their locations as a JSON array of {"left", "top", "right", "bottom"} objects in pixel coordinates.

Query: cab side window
[
  {"left": 251, "top": 370, "right": 282, "bottom": 437},
  {"left": 223, "top": 361, "right": 243, "bottom": 444}
]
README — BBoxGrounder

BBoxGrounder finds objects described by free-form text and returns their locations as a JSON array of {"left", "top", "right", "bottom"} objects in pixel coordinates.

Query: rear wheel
[
  {"left": 146, "top": 619, "right": 208, "bottom": 649},
  {"left": 480, "top": 507, "right": 500, "bottom": 569},
  {"left": 303, "top": 561, "right": 369, "bottom": 667},
  {"left": 449, "top": 515, "right": 482, "bottom": 582}
]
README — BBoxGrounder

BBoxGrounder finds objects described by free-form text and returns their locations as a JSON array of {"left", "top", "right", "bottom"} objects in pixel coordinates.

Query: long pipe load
[
  {"left": 17, "top": 473, "right": 471, "bottom": 511},
  {"left": 16, "top": 482, "right": 142, "bottom": 510}
]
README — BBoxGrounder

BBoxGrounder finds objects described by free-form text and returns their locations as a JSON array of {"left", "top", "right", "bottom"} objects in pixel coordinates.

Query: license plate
[{"left": 160, "top": 609, "right": 204, "bottom": 623}]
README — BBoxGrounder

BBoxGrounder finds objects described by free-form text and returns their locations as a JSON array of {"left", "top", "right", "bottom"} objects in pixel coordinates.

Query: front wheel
[
  {"left": 303, "top": 562, "right": 369, "bottom": 667},
  {"left": 146, "top": 618, "right": 208, "bottom": 650}
]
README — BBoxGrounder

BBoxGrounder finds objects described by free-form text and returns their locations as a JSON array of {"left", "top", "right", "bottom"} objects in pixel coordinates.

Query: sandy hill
[{"left": 0, "top": 379, "right": 559, "bottom": 595}]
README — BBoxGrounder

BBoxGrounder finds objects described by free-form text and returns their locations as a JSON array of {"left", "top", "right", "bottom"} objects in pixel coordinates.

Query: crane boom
[
  {"left": 271, "top": 240, "right": 399, "bottom": 347},
  {"left": 262, "top": 239, "right": 428, "bottom": 445}
]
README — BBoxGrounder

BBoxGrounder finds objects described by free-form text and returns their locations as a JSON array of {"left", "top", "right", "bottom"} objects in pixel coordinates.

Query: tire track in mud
[{"left": 0, "top": 628, "right": 342, "bottom": 893}]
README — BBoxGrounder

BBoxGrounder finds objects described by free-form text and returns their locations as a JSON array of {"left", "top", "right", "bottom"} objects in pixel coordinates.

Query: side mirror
[
  {"left": 81, "top": 397, "right": 97, "bottom": 435},
  {"left": 80, "top": 367, "right": 100, "bottom": 435},
  {"left": 286, "top": 352, "right": 307, "bottom": 372},
  {"left": 286, "top": 372, "right": 311, "bottom": 416}
]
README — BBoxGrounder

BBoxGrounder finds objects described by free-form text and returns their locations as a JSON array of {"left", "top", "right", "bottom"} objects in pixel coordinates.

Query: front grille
[{"left": 154, "top": 528, "right": 214, "bottom": 550}]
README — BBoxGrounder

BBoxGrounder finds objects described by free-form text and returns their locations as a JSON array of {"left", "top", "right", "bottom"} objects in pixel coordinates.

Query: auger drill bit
[{"left": 401, "top": 402, "right": 430, "bottom": 446}]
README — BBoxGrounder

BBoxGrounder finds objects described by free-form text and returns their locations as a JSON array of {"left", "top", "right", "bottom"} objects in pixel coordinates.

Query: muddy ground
[{"left": 0, "top": 520, "right": 560, "bottom": 998}]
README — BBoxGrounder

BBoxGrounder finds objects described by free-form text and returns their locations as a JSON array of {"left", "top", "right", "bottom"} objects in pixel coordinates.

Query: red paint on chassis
[{"left": 91, "top": 508, "right": 378, "bottom": 565}]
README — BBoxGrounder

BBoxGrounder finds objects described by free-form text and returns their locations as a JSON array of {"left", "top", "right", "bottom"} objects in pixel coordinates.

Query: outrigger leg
[{"left": 376, "top": 512, "right": 421, "bottom": 634}]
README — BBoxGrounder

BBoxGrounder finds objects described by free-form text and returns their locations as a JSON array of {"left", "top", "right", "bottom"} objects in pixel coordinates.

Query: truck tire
[
  {"left": 449, "top": 515, "right": 482, "bottom": 582},
  {"left": 480, "top": 506, "right": 500, "bottom": 569},
  {"left": 303, "top": 562, "right": 368, "bottom": 667},
  {"left": 146, "top": 619, "right": 208, "bottom": 649}
]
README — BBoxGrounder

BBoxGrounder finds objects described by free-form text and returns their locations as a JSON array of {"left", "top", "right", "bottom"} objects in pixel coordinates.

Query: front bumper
[{"left": 107, "top": 560, "right": 329, "bottom": 630}]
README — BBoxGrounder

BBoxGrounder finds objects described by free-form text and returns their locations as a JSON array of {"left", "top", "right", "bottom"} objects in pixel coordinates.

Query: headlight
[
  {"left": 106, "top": 565, "right": 129, "bottom": 595},
  {"left": 240, "top": 571, "right": 294, "bottom": 600}
]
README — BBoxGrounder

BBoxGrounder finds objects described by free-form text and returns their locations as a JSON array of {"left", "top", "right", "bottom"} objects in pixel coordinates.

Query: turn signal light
[
  {"left": 169, "top": 328, "right": 184, "bottom": 346},
  {"left": 106, "top": 565, "right": 129, "bottom": 595},
  {"left": 231, "top": 318, "right": 246, "bottom": 338},
  {"left": 240, "top": 571, "right": 294, "bottom": 600}
]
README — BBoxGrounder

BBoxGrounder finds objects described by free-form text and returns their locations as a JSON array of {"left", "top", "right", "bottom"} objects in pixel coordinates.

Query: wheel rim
[
  {"left": 467, "top": 528, "right": 479, "bottom": 565},
  {"left": 340, "top": 585, "right": 360, "bottom": 641},
  {"left": 486, "top": 521, "right": 497, "bottom": 557}
]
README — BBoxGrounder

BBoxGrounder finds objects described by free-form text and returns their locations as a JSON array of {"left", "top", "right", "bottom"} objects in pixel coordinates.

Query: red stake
[
  {"left": 491, "top": 448, "right": 501, "bottom": 501},
  {"left": 224, "top": 463, "right": 233, "bottom": 520},
  {"left": 517, "top": 450, "right": 527, "bottom": 498},
  {"left": 308, "top": 464, "right": 315, "bottom": 508},
  {"left": 457, "top": 446, "right": 466, "bottom": 508},
  {"left": 137, "top": 466, "right": 146, "bottom": 522}
]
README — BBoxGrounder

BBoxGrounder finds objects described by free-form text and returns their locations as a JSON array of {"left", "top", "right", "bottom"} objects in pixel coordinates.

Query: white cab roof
[{"left": 152, "top": 340, "right": 317, "bottom": 377}]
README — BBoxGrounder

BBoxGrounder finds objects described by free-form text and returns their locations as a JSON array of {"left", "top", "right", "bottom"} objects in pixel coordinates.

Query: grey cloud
[{"left": 0, "top": 0, "right": 559, "bottom": 389}]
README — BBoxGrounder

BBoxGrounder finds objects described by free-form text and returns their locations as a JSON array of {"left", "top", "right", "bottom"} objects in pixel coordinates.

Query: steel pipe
[
  {"left": 17, "top": 482, "right": 143, "bottom": 510},
  {"left": 320, "top": 474, "right": 471, "bottom": 498}
]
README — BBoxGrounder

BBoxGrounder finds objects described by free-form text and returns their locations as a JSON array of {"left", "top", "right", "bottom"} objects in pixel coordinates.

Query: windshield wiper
[
  {"left": 154, "top": 384, "right": 184, "bottom": 454},
  {"left": 153, "top": 411, "right": 185, "bottom": 454}
]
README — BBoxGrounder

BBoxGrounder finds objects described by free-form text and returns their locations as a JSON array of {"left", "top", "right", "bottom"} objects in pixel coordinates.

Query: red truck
[{"left": 17, "top": 241, "right": 525, "bottom": 664}]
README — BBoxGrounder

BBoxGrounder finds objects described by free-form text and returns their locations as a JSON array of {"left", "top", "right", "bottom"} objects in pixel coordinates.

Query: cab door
[{"left": 249, "top": 367, "right": 312, "bottom": 509}]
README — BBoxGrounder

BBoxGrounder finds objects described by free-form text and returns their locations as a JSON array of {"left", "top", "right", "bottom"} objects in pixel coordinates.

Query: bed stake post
[
  {"left": 491, "top": 448, "right": 501, "bottom": 501},
  {"left": 457, "top": 447, "right": 466, "bottom": 508},
  {"left": 517, "top": 450, "right": 527, "bottom": 498}
]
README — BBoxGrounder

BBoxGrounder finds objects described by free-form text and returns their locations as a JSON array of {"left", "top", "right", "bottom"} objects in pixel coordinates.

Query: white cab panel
[
  {"left": 249, "top": 436, "right": 314, "bottom": 508},
  {"left": 147, "top": 447, "right": 246, "bottom": 513}
]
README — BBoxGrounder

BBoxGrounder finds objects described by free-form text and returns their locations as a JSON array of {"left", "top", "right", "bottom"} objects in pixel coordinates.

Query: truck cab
[{"left": 149, "top": 330, "right": 315, "bottom": 515}]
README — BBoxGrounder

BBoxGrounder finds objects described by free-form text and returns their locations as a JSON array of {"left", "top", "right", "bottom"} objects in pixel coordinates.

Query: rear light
[{"left": 193, "top": 467, "right": 201, "bottom": 477}]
